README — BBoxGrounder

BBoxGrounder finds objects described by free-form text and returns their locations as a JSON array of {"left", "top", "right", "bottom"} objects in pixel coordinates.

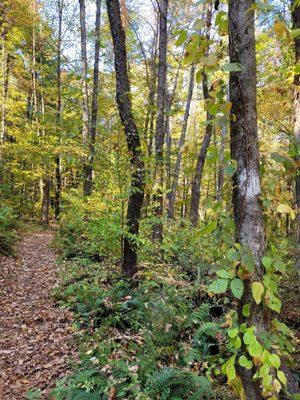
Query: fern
[{"left": 146, "top": 368, "right": 214, "bottom": 399}]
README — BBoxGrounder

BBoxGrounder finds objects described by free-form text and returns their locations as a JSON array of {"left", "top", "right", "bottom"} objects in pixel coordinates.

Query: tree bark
[
  {"left": 107, "top": 0, "right": 145, "bottom": 278},
  {"left": 216, "top": 124, "right": 227, "bottom": 201},
  {"left": 229, "top": 1, "right": 267, "bottom": 398},
  {"left": 41, "top": 178, "right": 50, "bottom": 225},
  {"left": 189, "top": 3, "right": 213, "bottom": 226},
  {"left": 189, "top": 71, "right": 213, "bottom": 226},
  {"left": 84, "top": 0, "right": 102, "bottom": 196},
  {"left": 79, "top": 0, "right": 90, "bottom": 196},
  {"left": 152, "top": 0, "right": 168, "bottom": 242},
  {"left": 292, "top": 0, "right": 300, "bottom": 263},
  {"left": 1, "top": 42, "right": 9, "bottom": 160},
  {"left": 54, "top": 0, "right": 63, "bottom": 220},
  {"left": 168, "top": 63, "right": 195, "bottom": 219}
]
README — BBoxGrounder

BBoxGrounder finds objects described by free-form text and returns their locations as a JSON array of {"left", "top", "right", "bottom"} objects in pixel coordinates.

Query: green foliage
[{"left": 0, "top": 206, "right": 18, "bottom": 255}]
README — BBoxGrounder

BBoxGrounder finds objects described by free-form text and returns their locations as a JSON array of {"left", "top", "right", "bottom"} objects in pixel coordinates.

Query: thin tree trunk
[
  {"left": 84, "top": 0, "right": 102, "bottom": 196},
  {"left": 292, "top": 0, "right": 300, "bottom": 262},
  {"left": 165, "top": 52, "right": 184, "bottom": 214},
  {"left": 229, "top": 1, "right": 267, "bottom": 398},
  {"left": 106, "top": 0, "right": 145, "bottom": 278},
  {"left": 55, "top": 0, "right": 63, "bottom": 220},
  {"left": 153, "top": 0, "right": 168, "bottom": 242},
  {"left": 216, "top": 124, "right": 227, "bottom": 201},
  {"left": 168, "top": 63, "right": 195, "bottom": 219},
  {"left": 189, "top": 3, "right": 213, "bottom": 226},
  {"left": 1, "top": 42, "right": 9, "bottom": 160},
  {"left": 189, "top": 71, "right": 213, "bottom": 226},
  {"left": 41, "top": 178, "right": 50, "bottom": 224},
  {"left": 79, "top": 0, "right": 90, "bottom": 195}
]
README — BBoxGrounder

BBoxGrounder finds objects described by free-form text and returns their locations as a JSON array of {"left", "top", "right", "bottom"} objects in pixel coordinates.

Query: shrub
[{"left": 0, "top": 206, "right": 18, "bottom": 255}]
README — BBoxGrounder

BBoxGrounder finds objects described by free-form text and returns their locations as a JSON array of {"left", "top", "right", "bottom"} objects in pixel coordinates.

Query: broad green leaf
[
  {"left": 243, "top": 331, "right": 256, "bottom": 345},
  {"left": 207, "top": 278, "right": 228, "bottom": 294},
  {"left": 248, "top": 340, "right": 263, "bottom": 357},
  {"left": 262, "top": 256, "right": 272, "bottom": 269},
  {"left": 239, "top": 355, "right": 253, "bottom": 369},
  {"left": 175, "top": 30, "right": 187, "bottom": 47},
  {"left": 216, "top": 269, "right": 230, "bottom": 278},
  {"left": 226, "top": 248, "right": 240, "bottom": 261},
  {"left": 277, "top": 370, "right": 287, "bottom": 386},
  {"left": 221, "top": 62, "right": 244, "bottom": 72},
  {"left": 228, "top": 328, "right": 239, "bottom": 338},
  {"left": 251, "top": 282, "right": 264, "bottom": 304},
  {"left": 242, "top": 304, "right": 251, "bottom": 317},
  {"left": 230, "top": 278, "right": 244, "bottom": 299},
  {"left": 273, "top": 260, "right": 286, "bottom": 273},
  {"left": 198, "top": 220, "right": 218, "bottom": 236},
  {"left": 266, "top": 292, "right": 281, "bottom": 313},
  {"left": 269, "top": 353, "right": 280, "bottom": 369}
]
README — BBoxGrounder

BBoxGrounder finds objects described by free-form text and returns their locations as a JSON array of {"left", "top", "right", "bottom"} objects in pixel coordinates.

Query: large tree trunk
[
  {"left": 153, "top": 0, "right": 168, "bottom": 242},
  {"left": 107, "top": 0, "right": 145, "bottom": 278},
  {"left": 54, "top": 0, "right": 63, "bottom": 220},
  {"left": 292, "top": 0, "right": 300, "bottom": 265},
  {"left": 79, "top": 0, "right": 90, "bottom": 196},
  {"left": 84, "top": 0, "right": 102, "bottom": 196},
  {"left": 229, "top": 1, "right": 267, "bottom": 398},
  {"left": 189, "top": 71, "right": 213, "bottom": 226},
  {"left": 168, "top": 63, "right": 195, "bottom": 219}
]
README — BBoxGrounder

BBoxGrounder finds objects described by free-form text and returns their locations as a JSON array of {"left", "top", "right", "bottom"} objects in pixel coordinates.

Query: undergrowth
[{"left": 0, "top": 205, "right": 19, "bottom": 255}]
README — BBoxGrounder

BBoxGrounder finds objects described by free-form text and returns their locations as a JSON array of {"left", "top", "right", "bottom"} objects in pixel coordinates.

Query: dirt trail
[{"left": 0, "top": 230, "right": 76, "bottom": 399}]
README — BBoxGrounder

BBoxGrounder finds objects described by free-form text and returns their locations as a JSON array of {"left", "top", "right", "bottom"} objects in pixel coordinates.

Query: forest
[{"left": 0, "top": 0, "right": 299, "bottom": 399}]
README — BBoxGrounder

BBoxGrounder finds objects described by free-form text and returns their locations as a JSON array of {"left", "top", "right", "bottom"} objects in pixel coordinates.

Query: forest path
[{"left": 0, "top": 229, "right": 77, "bottom": 399}]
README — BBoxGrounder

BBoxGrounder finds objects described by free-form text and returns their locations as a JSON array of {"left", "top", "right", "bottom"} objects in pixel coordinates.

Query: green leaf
[
  {"left": 273, "top": 260, "right": 286, "bottom": 273},
  {"left": 291, "top": 29, "right": 300, "bottom": 39},
  {"left": 230, "top": 278, "right": 244, "bottom": 299},
  {"left": 195, "top": 69, "right": 203, "bottom": 83},
  {"left": 226, "top": 248, "right": 240, "bottom": 261},
  {"left": 216, "top": 269, "right": 230, "bottom": 278},
  {"left": 242, "top": 304, "right": 251, "bottom": 317},
  {"left": 227, "top": 364, "right": 236, "bottom": 380},
  {"left": 239, "top": 355, "right": 253, "bottom": 369},
  {"left": 198, "top": 220, "right": 218, "bottom": 236},
  {"left": 241, "top": 252, "right": 255, "bottom": 272},
  {"left": 221, "top": 62, "right": 244, "bottom": 72},
  {"left": 269, "top": 353, "right": 281, "bottom": 369},
  {"left": 228, "top": 328, "right": 239, "bottom": 338},
  {"left": 262, "top": 256, "right": 272, "bottom": 269},
  {"left": 207, "top": 278, "right": 229, "bottom": 294},
  {"left": 266, "top": 292, "right": 281, "bottom": 313},
  {"left": 243, "top": 331, "right": 256, "bottom": 345},
  {"left": 175, "top": 30, "right": 187, "bottom": 47},
  {"left": 277, "top": 370, "right": 287, "bottom": 386},
  {"left": 251, "top": 282, "right": 264, "bottom": 305},
  {"left": 248, "top": 340, "right": 263, "bottom": 357}
]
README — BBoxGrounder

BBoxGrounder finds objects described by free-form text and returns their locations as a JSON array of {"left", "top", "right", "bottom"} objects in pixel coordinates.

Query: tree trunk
[
  {"left": 152, "top": 0, "right": 168, "bottom": 242},
  {"left": 54, "top": 0, "right": 63, "bottom": 220},
  {"left": 189, "top": 3, "right": 213, "bottom": 226},
  {"left": 168, "top": 63, "right": 195, "bottom": 219},
  {"left": 79, "top": 0, "right": 90, "bottom": 196},
  {"left": 41, "top": 178, "right": 50, "bottom": 225},
  {"left": 189, "top": 71, "right": 213, "bottom": 226},
  {"left": 106, "top": 0, "right": 145, "bottom": 278},
  {"left": 292, "top": 0, "right": 300, "bottom": 264},
  {"left": 216, "top": 124, "right": 227, "bottom": 201},
  {"left": 1, "top": 42, "right": 9, "bottom": 160},
  {"left": 84, "top": 0, "right": 102, "bottom": 196},
  {"left": 229, "top": 1, "right": 267, "bottom": 398}
]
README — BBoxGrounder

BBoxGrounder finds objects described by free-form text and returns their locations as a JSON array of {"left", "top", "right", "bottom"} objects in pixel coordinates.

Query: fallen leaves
[{"left": 0, "top": 231, "right": 77, "bottom": 399}]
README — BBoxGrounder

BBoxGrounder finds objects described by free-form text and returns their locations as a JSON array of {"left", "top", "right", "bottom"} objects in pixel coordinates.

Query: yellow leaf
[{"left": 274, "top": 20, "right": 287, "bottom": 37}]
